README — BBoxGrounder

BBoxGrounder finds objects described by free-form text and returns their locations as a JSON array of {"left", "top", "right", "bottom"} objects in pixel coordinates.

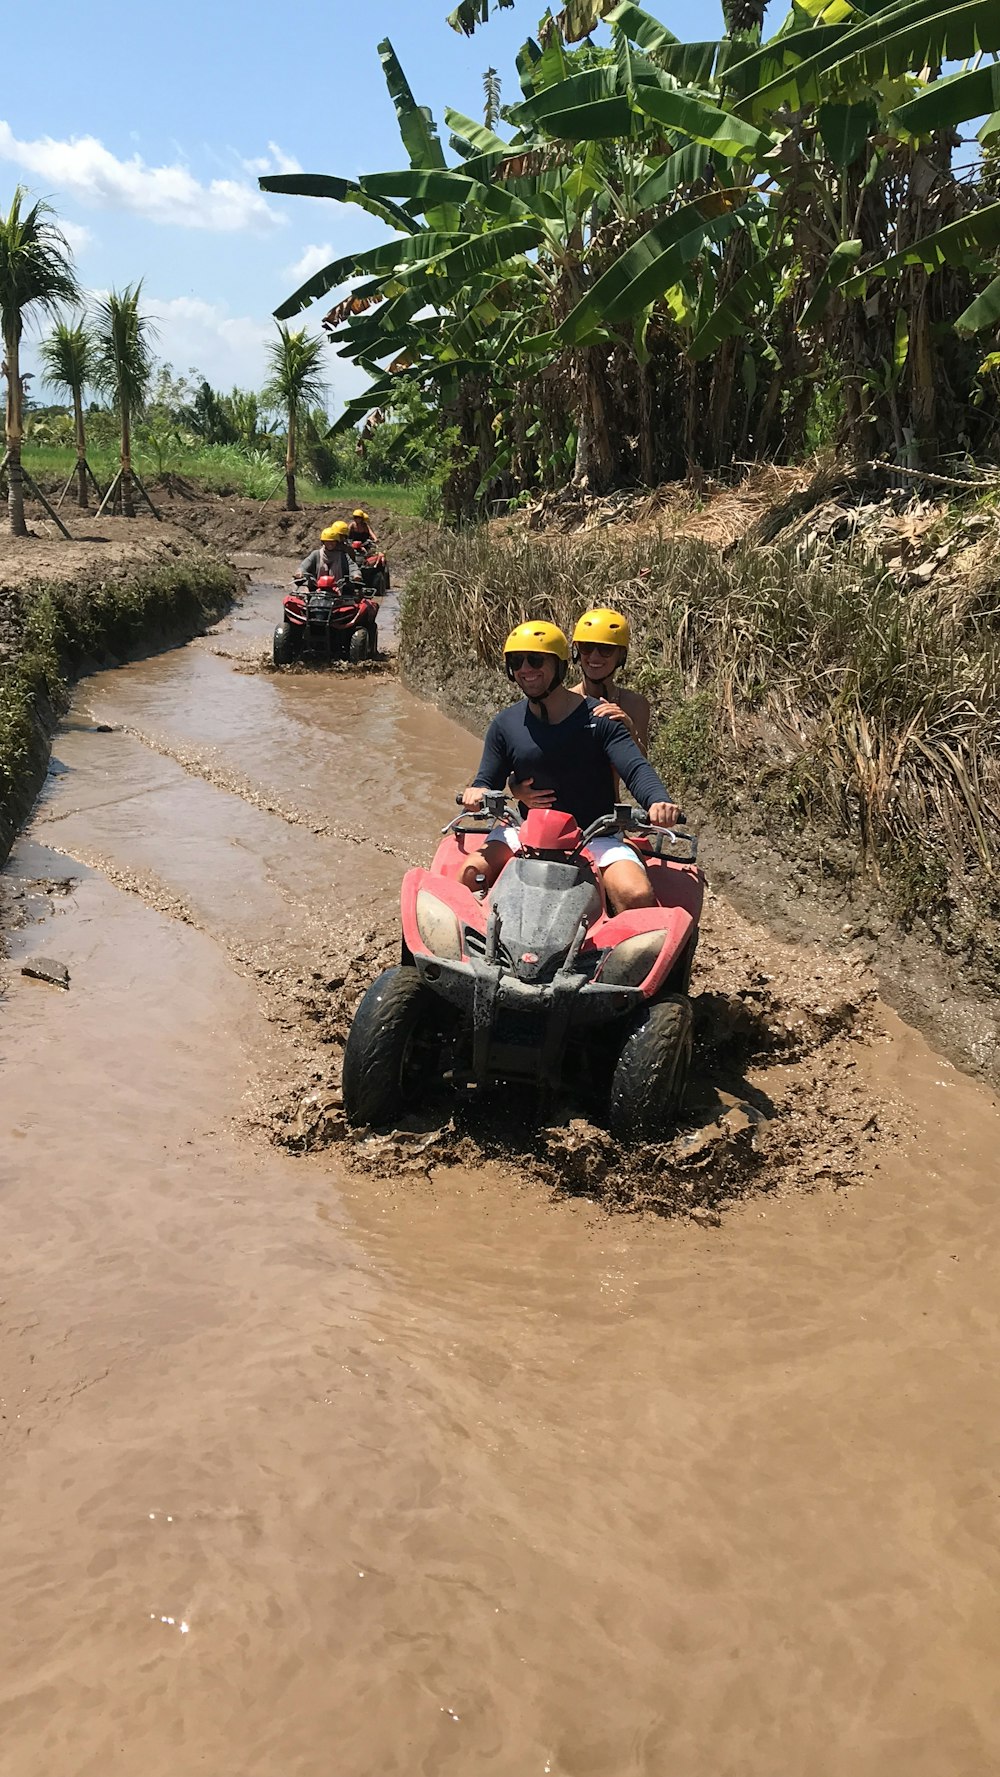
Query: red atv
[
  {"left": 343, "top": 793, "right": 704, "bottom": 1142},
  {"left": 273, "top": 567, "right": 379, "bottom": 666},
  {"left": 348, "top": 537, "right": 390, "bottom": 595}
]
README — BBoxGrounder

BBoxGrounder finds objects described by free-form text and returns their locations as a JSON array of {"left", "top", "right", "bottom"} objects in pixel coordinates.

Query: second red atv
[
  {"left": 348, "top": 538, "right": 390, "bottom": 596},
  {"left": 273, "top": 567, "right": 379, "bottom": 666},
  {"left": 343, "top": 793, "right": 704, "bottom": 1142}
]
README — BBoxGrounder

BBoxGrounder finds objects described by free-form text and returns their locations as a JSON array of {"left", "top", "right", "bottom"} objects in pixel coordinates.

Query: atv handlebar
[{"left": 447, "top": 792, "right": 696, "bottom": 857}]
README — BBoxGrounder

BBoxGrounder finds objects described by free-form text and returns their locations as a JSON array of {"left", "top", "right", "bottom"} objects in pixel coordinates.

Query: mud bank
[
  {"left": 0, "top": 528, "right": 240, "bottom": 865},
  {"left": 400, "top": 519, "right": 1000, "bottom": 1091}
]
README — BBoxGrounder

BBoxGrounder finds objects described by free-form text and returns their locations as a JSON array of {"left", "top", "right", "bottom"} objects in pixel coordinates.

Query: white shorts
[{"left": 488, "top": 825, "right": 642, "bottom": 871}]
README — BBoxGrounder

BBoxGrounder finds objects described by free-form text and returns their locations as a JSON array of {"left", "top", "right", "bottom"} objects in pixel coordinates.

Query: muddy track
[{"left": 6, "top": 561, "right": 1000, "bottom": 1777}]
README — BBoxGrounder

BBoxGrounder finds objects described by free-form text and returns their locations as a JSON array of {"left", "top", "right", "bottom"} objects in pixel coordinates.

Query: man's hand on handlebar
[{"left": 461, "top": 786, "right": 485, "bottom": 811}]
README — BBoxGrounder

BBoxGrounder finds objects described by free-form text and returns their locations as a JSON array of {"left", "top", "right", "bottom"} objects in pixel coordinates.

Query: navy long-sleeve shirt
[{"left": 471, "top": 697, "right": 672, "bottom": 831}]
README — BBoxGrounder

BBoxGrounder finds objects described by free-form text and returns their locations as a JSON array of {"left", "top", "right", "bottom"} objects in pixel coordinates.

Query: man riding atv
[
  {"left": 460, "top": 621, "right": 681, "bottom": 912},
  {"left": 348, "top": 508, "right": 378, "bottom": 545},
  {"left": 300, "top": 520, "right": 353, "bottom": 584}
]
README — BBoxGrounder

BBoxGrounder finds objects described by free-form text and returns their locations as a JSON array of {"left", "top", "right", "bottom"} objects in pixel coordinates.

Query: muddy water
[{"left": 4, "top": 567, "right": 1000, "bottom": 1776}]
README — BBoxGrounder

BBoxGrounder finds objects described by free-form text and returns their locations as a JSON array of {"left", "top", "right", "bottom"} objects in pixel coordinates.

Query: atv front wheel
[
  {"left": 608, "top": 993, "right": 693, "bottom": 1144},
  {"left": 343, "top": 965, "right": 443, "bottom": 1126},
  {"left": 349, "top": 626, "right": 369, "bottom": 663},
  {"left": 273, "top": 623, "right": 297, "bottom": 666}
]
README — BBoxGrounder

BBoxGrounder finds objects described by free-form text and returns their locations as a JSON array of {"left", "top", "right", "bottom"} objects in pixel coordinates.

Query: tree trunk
[
  {"left": 285, "top": 403, "right": 297, "bottom": 511},
  {"left": 638, "top": 359, "right": 656, "bottom": 487},
  {"left": 4, "top": 325, "right": 27, "bottom": 537},
  {"left": 73, "top": 386, "right": 88, "bottom": 510},
  {"left": 120, "top": 403, "right": 135, "bottom": 518},
  {"left": 573, "top": 350, "right": 614, "bottom": 490},
  {"left": 909, "top": 289, "right": 936, "bottom": 465}
]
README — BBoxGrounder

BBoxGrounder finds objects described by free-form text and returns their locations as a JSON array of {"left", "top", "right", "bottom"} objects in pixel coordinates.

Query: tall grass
[
  {"left": 402, "top": 526, "right": 1000, "bottom": 931},
  {"left": 22, "top": 442, "right": 427, "bottom": 514}
]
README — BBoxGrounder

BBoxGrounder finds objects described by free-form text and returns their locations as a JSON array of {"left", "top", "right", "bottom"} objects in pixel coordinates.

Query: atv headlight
[
  {"left": 415, "top": 890, "right": 463, "bottom": 961},
  {"left": 599, "top": 933, "right": 664, "bottom": 988}
]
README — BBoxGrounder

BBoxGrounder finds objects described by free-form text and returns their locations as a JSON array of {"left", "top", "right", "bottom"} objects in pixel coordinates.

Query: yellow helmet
[
  {"left": 503, "top": 620, "right": 569, "bottom": 689},
  {"left": 572, "top": 607, "right": 631, "bottom": 651},
  {"left": 503, "top": 620, "right": 569, "bottom": 662},
  {"left": 321, "top": 521, "right": 349, "bottom": 542},
  {"left": 352, "top": 508, "right": 369, "bottom": 520}
]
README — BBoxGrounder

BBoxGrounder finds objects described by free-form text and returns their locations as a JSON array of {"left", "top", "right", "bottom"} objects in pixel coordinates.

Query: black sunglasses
[{"left": 507, "top": 650, "right": 548, "bottom": 669}]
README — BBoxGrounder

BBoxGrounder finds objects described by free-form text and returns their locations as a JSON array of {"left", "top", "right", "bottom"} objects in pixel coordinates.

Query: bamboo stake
[
  {"left": 94, "top": 467, "right": 123, "bottom": 519},
  {"left": 130, "top": 469, "right": 161, "bottom": 520},
  {"left": 18, "top": 464, "right": 72, "bottom": 538}
]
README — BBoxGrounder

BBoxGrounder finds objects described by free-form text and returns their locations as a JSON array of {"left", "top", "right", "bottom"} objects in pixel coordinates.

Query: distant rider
[
  {"left": 299, "top": 521, "right": 353, "bottom": 586},
  {"left": 459, "top": 621, "right": 680, "bottom": 910},
  {"left": 348, "top": 508, "right": 378, "bottom": 546}
]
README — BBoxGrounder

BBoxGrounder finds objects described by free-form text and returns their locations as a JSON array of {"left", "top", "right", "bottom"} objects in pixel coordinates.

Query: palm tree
[
  {"left": 92, "top": 284, "right": 155, "bottom": 518},
  {"left": 0, "top": 187, "right": 80, "bottom": 536},
  {"left": 262, "top": 323, "right": 326, "bottom": 510},
  {"left": 39, "top": 315, "right": 94, "bottom": 509}
]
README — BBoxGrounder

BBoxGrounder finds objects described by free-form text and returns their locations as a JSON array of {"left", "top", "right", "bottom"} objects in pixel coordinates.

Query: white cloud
[
  {"left": 147, "top": 296, "right": 275, "bottom": 390},
  {"left": 60, "top": 220, "right": 93, "bottom": 254},
  {"left": 241, "top": 141, "right": 302, "bottom": 178},
  {"left": 283, "top": 242, "right": 336, "bottom": 284},
  {"left": 0, "top": 121, "right": 283, "bottom": 232}
]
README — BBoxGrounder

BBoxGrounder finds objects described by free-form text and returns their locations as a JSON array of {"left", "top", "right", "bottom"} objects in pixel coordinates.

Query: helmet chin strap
[{"left": 528, "top": 666, "right": 562, "bottom": 721}]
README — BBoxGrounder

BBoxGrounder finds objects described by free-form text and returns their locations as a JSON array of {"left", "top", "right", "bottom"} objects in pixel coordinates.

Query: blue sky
[{"left": 6, "top": 0, "right": 726, "bottom": 415}]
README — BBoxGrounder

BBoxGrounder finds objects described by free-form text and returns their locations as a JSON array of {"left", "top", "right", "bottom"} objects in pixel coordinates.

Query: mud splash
[{"left": 259, "top": 888, "right": 886, "bottom": 1220}]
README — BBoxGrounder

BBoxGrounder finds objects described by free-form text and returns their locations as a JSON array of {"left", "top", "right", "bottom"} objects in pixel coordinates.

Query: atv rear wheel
[
  {"left": 343, "top": 965, "right": 443, "bottom": 1127},
  {"left": 273, "top": 622, "right": 297, "bottom": 666},
  {"left": 608, "top": 993, "right": 693, "bottom": 1144},
  {"left": 349, "top": 626, "right": 369, "bottom": 663}
]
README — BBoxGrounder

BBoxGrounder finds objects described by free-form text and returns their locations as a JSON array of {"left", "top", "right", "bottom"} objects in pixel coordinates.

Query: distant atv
[
  {"left": 348, "top": 537, "right": 390, "bottom": 596},
  {"left": 273, "top": 566, "right": 379, "bottom": 666},
  {"left": 343, "top": 792, "right": 704, "bottom": 1142}
]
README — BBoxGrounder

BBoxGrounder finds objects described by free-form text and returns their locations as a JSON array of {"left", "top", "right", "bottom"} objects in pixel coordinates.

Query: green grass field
[{"left": 23, "top": 444, "right": 426, "bottom": 515}]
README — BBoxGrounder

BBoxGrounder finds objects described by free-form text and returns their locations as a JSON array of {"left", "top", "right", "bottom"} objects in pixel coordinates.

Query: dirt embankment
[{"left": 399, "top": 468, "right": 1000, "bottom": 1090}]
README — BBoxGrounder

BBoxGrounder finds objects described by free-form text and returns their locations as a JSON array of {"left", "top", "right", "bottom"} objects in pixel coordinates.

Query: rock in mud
[
  {"left": 689, "top": 1206, "right": 722, "bottom": 1228},
  {"left": 21, "top": 956, "right": 70, "bottom": 990}
]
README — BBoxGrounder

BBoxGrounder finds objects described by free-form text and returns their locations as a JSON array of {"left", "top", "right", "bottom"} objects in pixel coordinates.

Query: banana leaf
[
  {"left": 891, "top": 62, "right": 1000, "bottom": 135},
  {"left": 408, "top": 222, "right": 545, "bottom": 291},
  {"left": 688, "top": 258, "right": 774, "bottom": 359},
  {"left": 507, "top": 69, "right": 635, "bottom": 141},
  {"left": 841, "top": 203, "right": 1000, "bottom": 296},
  {"left": 378, "top": 40, "right": 448, "bottom": 172},
  {"left": 362, "top": 169, "right": 528, "bottom": 222},
  {"left": 817, "top": 100, "right": 877, "bottom": 166},
  {"left": 604, "top": 1, "right": 682, "bottom": 55},
  {"left": 798, "top": 237, "right": 863, "bottom": 327},
  {"left": 631, "top": 84, "right": 772, "bottom": 159},
  {"left": 956, "top": 273, "right": 1000, "bottom": 335},
  {"left": 634, "top": 142, "right": 713, "bottom": 208},
  {"left": 444, "top": 109, "right": 513, "bottom": 158},
  {"left": 735, "top": 0, "right": 1000, "bottom": 122},
  {"left": 553, "top": 200, "right": 746, "bottom": 342},
  {"left": 258, "top": 174, "right": 418, "bottom": 237}
]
